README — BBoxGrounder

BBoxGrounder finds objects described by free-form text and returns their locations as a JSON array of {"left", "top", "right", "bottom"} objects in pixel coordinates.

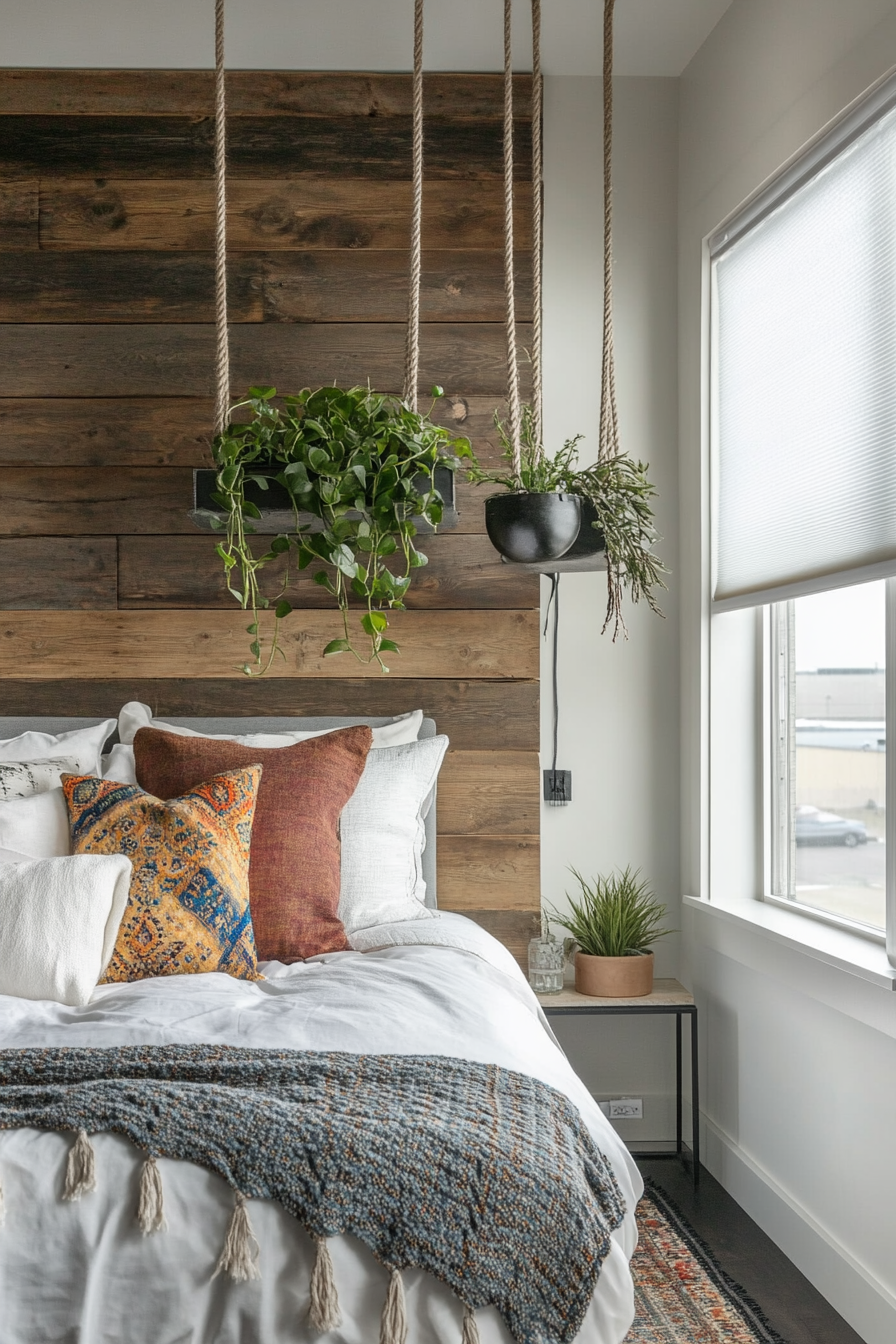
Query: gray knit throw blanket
[{"left": 0, "top": 1045, "right": 626, "bottom": 1344}]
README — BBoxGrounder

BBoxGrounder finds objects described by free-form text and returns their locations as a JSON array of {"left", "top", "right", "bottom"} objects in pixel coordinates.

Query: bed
[{"left": 0, "top": 713, "right": 642, "bottom": 1344}]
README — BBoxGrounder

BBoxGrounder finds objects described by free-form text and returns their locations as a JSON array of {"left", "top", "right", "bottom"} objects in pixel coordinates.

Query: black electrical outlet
[{"left": 543, "top": 769, "right": 572, "bottom": 806}]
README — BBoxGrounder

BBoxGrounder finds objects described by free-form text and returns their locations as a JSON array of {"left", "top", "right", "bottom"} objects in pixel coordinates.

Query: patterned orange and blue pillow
[{"left": 62, "top": 768, "right": 262, "bottom": 985}]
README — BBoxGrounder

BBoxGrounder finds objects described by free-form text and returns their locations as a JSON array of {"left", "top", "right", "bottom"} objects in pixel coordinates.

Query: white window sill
[{"left": 683, "top": 893, "right": 896, "bottom": 991}]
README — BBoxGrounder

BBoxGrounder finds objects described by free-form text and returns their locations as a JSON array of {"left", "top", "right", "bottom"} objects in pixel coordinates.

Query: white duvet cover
[{"left": 0, "top": 914, "right": 641, "bottom": 1344}]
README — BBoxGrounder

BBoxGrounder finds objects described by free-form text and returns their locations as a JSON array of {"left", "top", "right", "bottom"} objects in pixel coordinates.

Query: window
[
  {"left": 768, "top": 582, "right": 886, "bottom": 935},
  {"left": 709, "top": 75, "right": 896, "bottom": 963}
]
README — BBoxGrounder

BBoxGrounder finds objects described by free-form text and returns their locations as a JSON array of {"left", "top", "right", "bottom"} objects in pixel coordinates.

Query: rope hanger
[
  {"left": 501, "top": 0, "right": 619, "bottom": 479},
  {"left": 210, "top": 0, "right": 427, "bottom": 430}
]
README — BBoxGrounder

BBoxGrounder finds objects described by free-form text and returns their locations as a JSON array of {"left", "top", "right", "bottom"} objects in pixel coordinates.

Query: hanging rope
[
  {"left": 403, "top": 0, "right": 425, "bottom": 410},
  {"left": 213, "top": 0, "right": 230, "bottom": 437},
  {"left": 598, "top": 0, "right": 619, "bottom": 463},
  {"left": 530, "top": 0, "right": 543, "bottom": 453},
  {"left": 502, "top": 0, "right": 523, "bottom": 481}
]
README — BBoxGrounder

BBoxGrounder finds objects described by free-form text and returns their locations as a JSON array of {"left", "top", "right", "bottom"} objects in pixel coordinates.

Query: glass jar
[{"left": 528, "top": 937, "right": 565, "bottom": 994}]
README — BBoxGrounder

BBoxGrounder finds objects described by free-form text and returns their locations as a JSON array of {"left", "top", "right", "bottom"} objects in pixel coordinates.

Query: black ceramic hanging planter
[
  {"left": 561, "top": 498, "right": 606, "bottom": 559},
  {"left": 485, "top": 491, "right": 582, "bottom": 564}
]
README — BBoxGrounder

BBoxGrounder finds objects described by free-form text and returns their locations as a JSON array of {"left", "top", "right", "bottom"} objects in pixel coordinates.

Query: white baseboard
[{"left": 701, "top": 1112, "right": 896, "bottom": 1344}]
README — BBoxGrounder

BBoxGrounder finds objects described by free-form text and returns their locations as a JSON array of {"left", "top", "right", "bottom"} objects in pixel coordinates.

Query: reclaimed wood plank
[
  {"left": 0, "top": 394, "right": 508, "bottom": 467},
  {"left": 0, "top": 252, "right": 263, "bottom": 323},
  {"left": 0, "top": 323, "right": 532, "bottom": 398},
  {"left": 0, "top": 678, "right": 539, "bottom": 750},
  {"left": 39, "top": 179, "right": 532, "bottom": 251},
  {"left": 1, "top": 468, "right": 195, "bottom": 536},
  {"left": 0, "top": 116, "right": 531, "bottom": 180},
  {"left": 437, "top": 839, "right": 541, "bottom": 907},
  {"left": 0, "top": 179, "right": 38, "bottom": 251},
  {"left": 0, "top": 467, "right": 495, "bottom": 537},
  {"left": 0, "top": 398, "right": 214, "bottom": 466},
  {"left": 0, "top": 537, "right": 118, "bottom": 609},
  {"left": 439, "top": 751, "right": 539, "bottom": 835},
  {"left": 0, "top": 250, "right": 530, "bottom": 324},
  {"left": 0, "top": 71, "right": 531, "bottom": 119},
  {"left": 0, "top": 609, "right": 539, "bottom": 680},
  {"left": 456, "top": 908, "right": 542, "bottom": 972},
  {"left": 118, "top": 534, "right": 539, "bottom": 610}
]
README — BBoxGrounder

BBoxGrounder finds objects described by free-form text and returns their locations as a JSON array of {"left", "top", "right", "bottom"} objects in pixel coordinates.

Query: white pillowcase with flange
[
  {"left": 338, "top": 735, "right": 448, "bottom": 935},
  {"left": 0, "top": 720, "right": 115, "bottom": 774},
  {"left": 0, "top": 853, "right": 132, "bottom": 1006},
  {"left": 0, "top": 788, "right": 72, "bottom": 859},
  {"left": 0, "top": 756, "right": 81, "bottom": 802},
  {"left": 117, "top": 701, "right": 422, "bottom": 749}
]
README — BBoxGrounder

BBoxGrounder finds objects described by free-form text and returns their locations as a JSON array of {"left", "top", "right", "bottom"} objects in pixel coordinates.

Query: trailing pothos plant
[
  {"left": 204, "top": 384, "right": 473, "bottom": 674},
  {"left": 470, "top": 406, "right": 667, "bottom": 639}
]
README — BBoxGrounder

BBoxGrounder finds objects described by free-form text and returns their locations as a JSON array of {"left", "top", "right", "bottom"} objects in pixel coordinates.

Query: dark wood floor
[{"left": 638, "top": 1160, "right": 866, "bottom": 1344}]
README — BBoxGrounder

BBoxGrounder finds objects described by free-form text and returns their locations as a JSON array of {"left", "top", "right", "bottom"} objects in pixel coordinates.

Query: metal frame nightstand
[{"left": 537, "top": 978, "right": 700, "bottom": 1186}]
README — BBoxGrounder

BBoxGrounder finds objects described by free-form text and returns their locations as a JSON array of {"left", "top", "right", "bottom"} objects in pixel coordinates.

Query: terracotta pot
[{"left": 574, "top": 950, "right": 654, "bottom": 998}]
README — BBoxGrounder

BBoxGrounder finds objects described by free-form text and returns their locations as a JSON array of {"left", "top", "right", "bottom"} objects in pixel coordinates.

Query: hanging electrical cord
[
  {"left": 502, "top": 0, "right": 523, "bottom": 480},
  {"left": 213, "top": 0, "right": 230, "bottom": 437},
  {"left": 542, "top": 574, "right": 570, "bottom": 805}
]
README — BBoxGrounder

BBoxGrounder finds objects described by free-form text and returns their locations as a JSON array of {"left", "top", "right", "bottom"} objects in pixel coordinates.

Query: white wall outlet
[{"left": 607, "top": 1098, "right": 643, "bottom": 1120}]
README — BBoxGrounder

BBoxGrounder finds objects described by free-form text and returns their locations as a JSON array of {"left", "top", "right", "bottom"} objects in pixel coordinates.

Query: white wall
[
  {"left": 541, "top": 76, "right": 682, "bottom": 1143},
  {"left": 680, "top": 3, "right": 896, "bottom": 1340}
]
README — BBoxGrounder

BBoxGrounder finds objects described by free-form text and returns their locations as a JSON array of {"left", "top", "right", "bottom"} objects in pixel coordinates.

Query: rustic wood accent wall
[{"left": 0, "top": 70, "right": 540, "bottom": 965}]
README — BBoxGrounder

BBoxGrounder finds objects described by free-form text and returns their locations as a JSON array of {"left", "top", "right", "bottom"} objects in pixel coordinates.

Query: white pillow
[
  {"left": 0, "top": 846, "right": 34, "bottom": 864},
  {"left": 0, "top": 756, "right": 81, "bottom": 802},
  {"left": 101, "top": 742, "right": 137, "bottom": 786},
  {"left": 338, "top": 736, "right": 448, "bottom": 935},
  {"left": 118, "top": 701, "right": 423, "bottom": 749},
  {"left": 0, "top": 720, "right": 115, "bottom": 774},
  {"left": 0, "top": 854, "right": 131, "bottom": 1006},
  {"left": 0, "top": 788, "right": 72, "bottom": 859}
]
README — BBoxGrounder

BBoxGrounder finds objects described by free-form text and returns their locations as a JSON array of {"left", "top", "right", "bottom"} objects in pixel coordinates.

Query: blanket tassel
[
  {"left": 137, "top": 1155, "right": 168, "bottom": 1235},
  {"left": 214, "top": 1191, "right": 261, "bottom": 1283},
  {"left": 309, "top": 1235, "right": 342, "bottom": 1331},
  {"left": 462, "top": 1305, "right": 480, "bottom": 1344},
  {"left": 63, "top": 1129, "right": 97, "bottom": 1201},
  {"left": 380, "top": 1268, "right": 408, "bottom": 1344}
]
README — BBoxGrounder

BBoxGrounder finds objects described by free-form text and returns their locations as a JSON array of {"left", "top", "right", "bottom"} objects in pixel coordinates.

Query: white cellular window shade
[{"left": 712, "top": 100, "right": 896, "bottom": 609}]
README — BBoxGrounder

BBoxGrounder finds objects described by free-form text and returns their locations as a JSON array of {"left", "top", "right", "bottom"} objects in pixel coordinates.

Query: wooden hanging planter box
[{"left": 190, "top": 465, "right": 458, "bottom": 535}]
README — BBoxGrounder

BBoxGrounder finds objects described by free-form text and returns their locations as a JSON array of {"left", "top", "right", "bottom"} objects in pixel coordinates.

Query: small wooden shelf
[
  {"left": 502, "top": 553, "right": 608, "bottom": 574},
  {"left": 536, "top": 978, "right": 693, "bottom": 1010}
]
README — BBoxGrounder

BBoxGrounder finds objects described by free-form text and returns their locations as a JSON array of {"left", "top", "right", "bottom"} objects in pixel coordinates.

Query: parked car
[{"left": 795, "top": 805, "right": 868, "bottom": 847}]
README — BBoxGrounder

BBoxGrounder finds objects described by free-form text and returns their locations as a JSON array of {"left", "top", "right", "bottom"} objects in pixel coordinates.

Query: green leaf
[
  {"left": 248, "top": 385, "right": 276, "bottom": 400},
  {"left": 378, "top": 638, "right": 400, "bottom": 653},
  {"left": 274, "top": 599, "right": 292, "bottom": 619},
  {"left": 215, "top": 544, "right": 236, "bottom": 568},
  {"left": 269, "top": 534, "right": 290, "bottom": 555},
  {"left": 246, "top": 622, "right": 258, "bottom": 634},
  {"left": 242, "top": 501, "right": 262, "bottom": 519},
  {"left": 227, "top": 586, "right": 245, "bottom": 603},
  {"left": 308, "top": 447, "right": 330, "bottom": 471},
  {"left": 430, "top": 385, "right": 444, "bottom": 398},
  {"left": 361, "top": 611, "right": 388, "bottom": 636},
  {"left": 323, "top": 639, "right": 352, "bottom": 656},
  {"left": 313, "top": 570, "right": 330, "bottom": 587},
  {"left": 218, "top": 464, "right": 239, "bottom": 491},
  {"left": 249, "top": 641, "right": 261, "bottom": 658}
]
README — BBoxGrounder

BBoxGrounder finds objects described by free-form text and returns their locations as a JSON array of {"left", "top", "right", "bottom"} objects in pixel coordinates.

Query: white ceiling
[{"left": 3, "top": 0, "right": 733, "bottom": 77}]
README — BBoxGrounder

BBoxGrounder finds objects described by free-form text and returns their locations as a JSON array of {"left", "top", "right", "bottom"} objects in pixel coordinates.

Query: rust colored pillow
[{"left": 133, "top": 725, "right": 372, "bottom": 962}]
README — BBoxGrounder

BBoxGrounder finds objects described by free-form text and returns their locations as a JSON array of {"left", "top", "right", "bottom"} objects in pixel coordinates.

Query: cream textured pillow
[
  {"left": 0, "top": 720, "right": 115, "bottom": 773},
  {"left": 338, "top": 736, "right": 448, "bottom": 935},
  {"left": 117, "top": 701, "right": 422, "bottom": 749},
  {"left": 0, "top": 853, "right": 132, "bottom": 1006},
  {"left": 0, "top": 756, "right": 81, "bottom": 801},
  {"left": 0, "top": 788, "right": 72, "bottom": 859}
]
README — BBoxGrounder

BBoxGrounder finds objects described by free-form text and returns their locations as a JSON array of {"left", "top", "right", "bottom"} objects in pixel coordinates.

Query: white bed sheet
[{"left": 0, "top": 914, "right": 641, "bottom": 1344}]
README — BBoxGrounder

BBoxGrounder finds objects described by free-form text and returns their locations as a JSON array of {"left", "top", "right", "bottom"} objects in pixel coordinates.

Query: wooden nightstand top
[{"left": 536, "top": 978, "right": 694, "bottom": 1011}]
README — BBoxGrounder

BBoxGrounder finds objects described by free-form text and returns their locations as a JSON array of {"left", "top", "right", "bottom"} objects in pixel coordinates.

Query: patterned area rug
[{"left": 631, "top": 1182, "right": 788, "bottom": 1343}]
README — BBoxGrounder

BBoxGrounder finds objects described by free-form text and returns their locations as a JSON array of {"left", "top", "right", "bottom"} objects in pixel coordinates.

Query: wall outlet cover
[{"left": 607, "top": 1098, "right": 643, "bottom": 1119}]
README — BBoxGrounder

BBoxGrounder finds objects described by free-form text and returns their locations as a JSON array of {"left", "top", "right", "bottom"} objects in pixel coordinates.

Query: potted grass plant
[{"left": 546, "top": 866, "right": 671, "bottom": 997}]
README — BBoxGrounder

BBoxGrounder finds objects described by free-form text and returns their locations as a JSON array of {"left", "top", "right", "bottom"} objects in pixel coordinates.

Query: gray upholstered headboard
[{"left": 0, "top": 715, "right": 439, "bottom": 907}]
